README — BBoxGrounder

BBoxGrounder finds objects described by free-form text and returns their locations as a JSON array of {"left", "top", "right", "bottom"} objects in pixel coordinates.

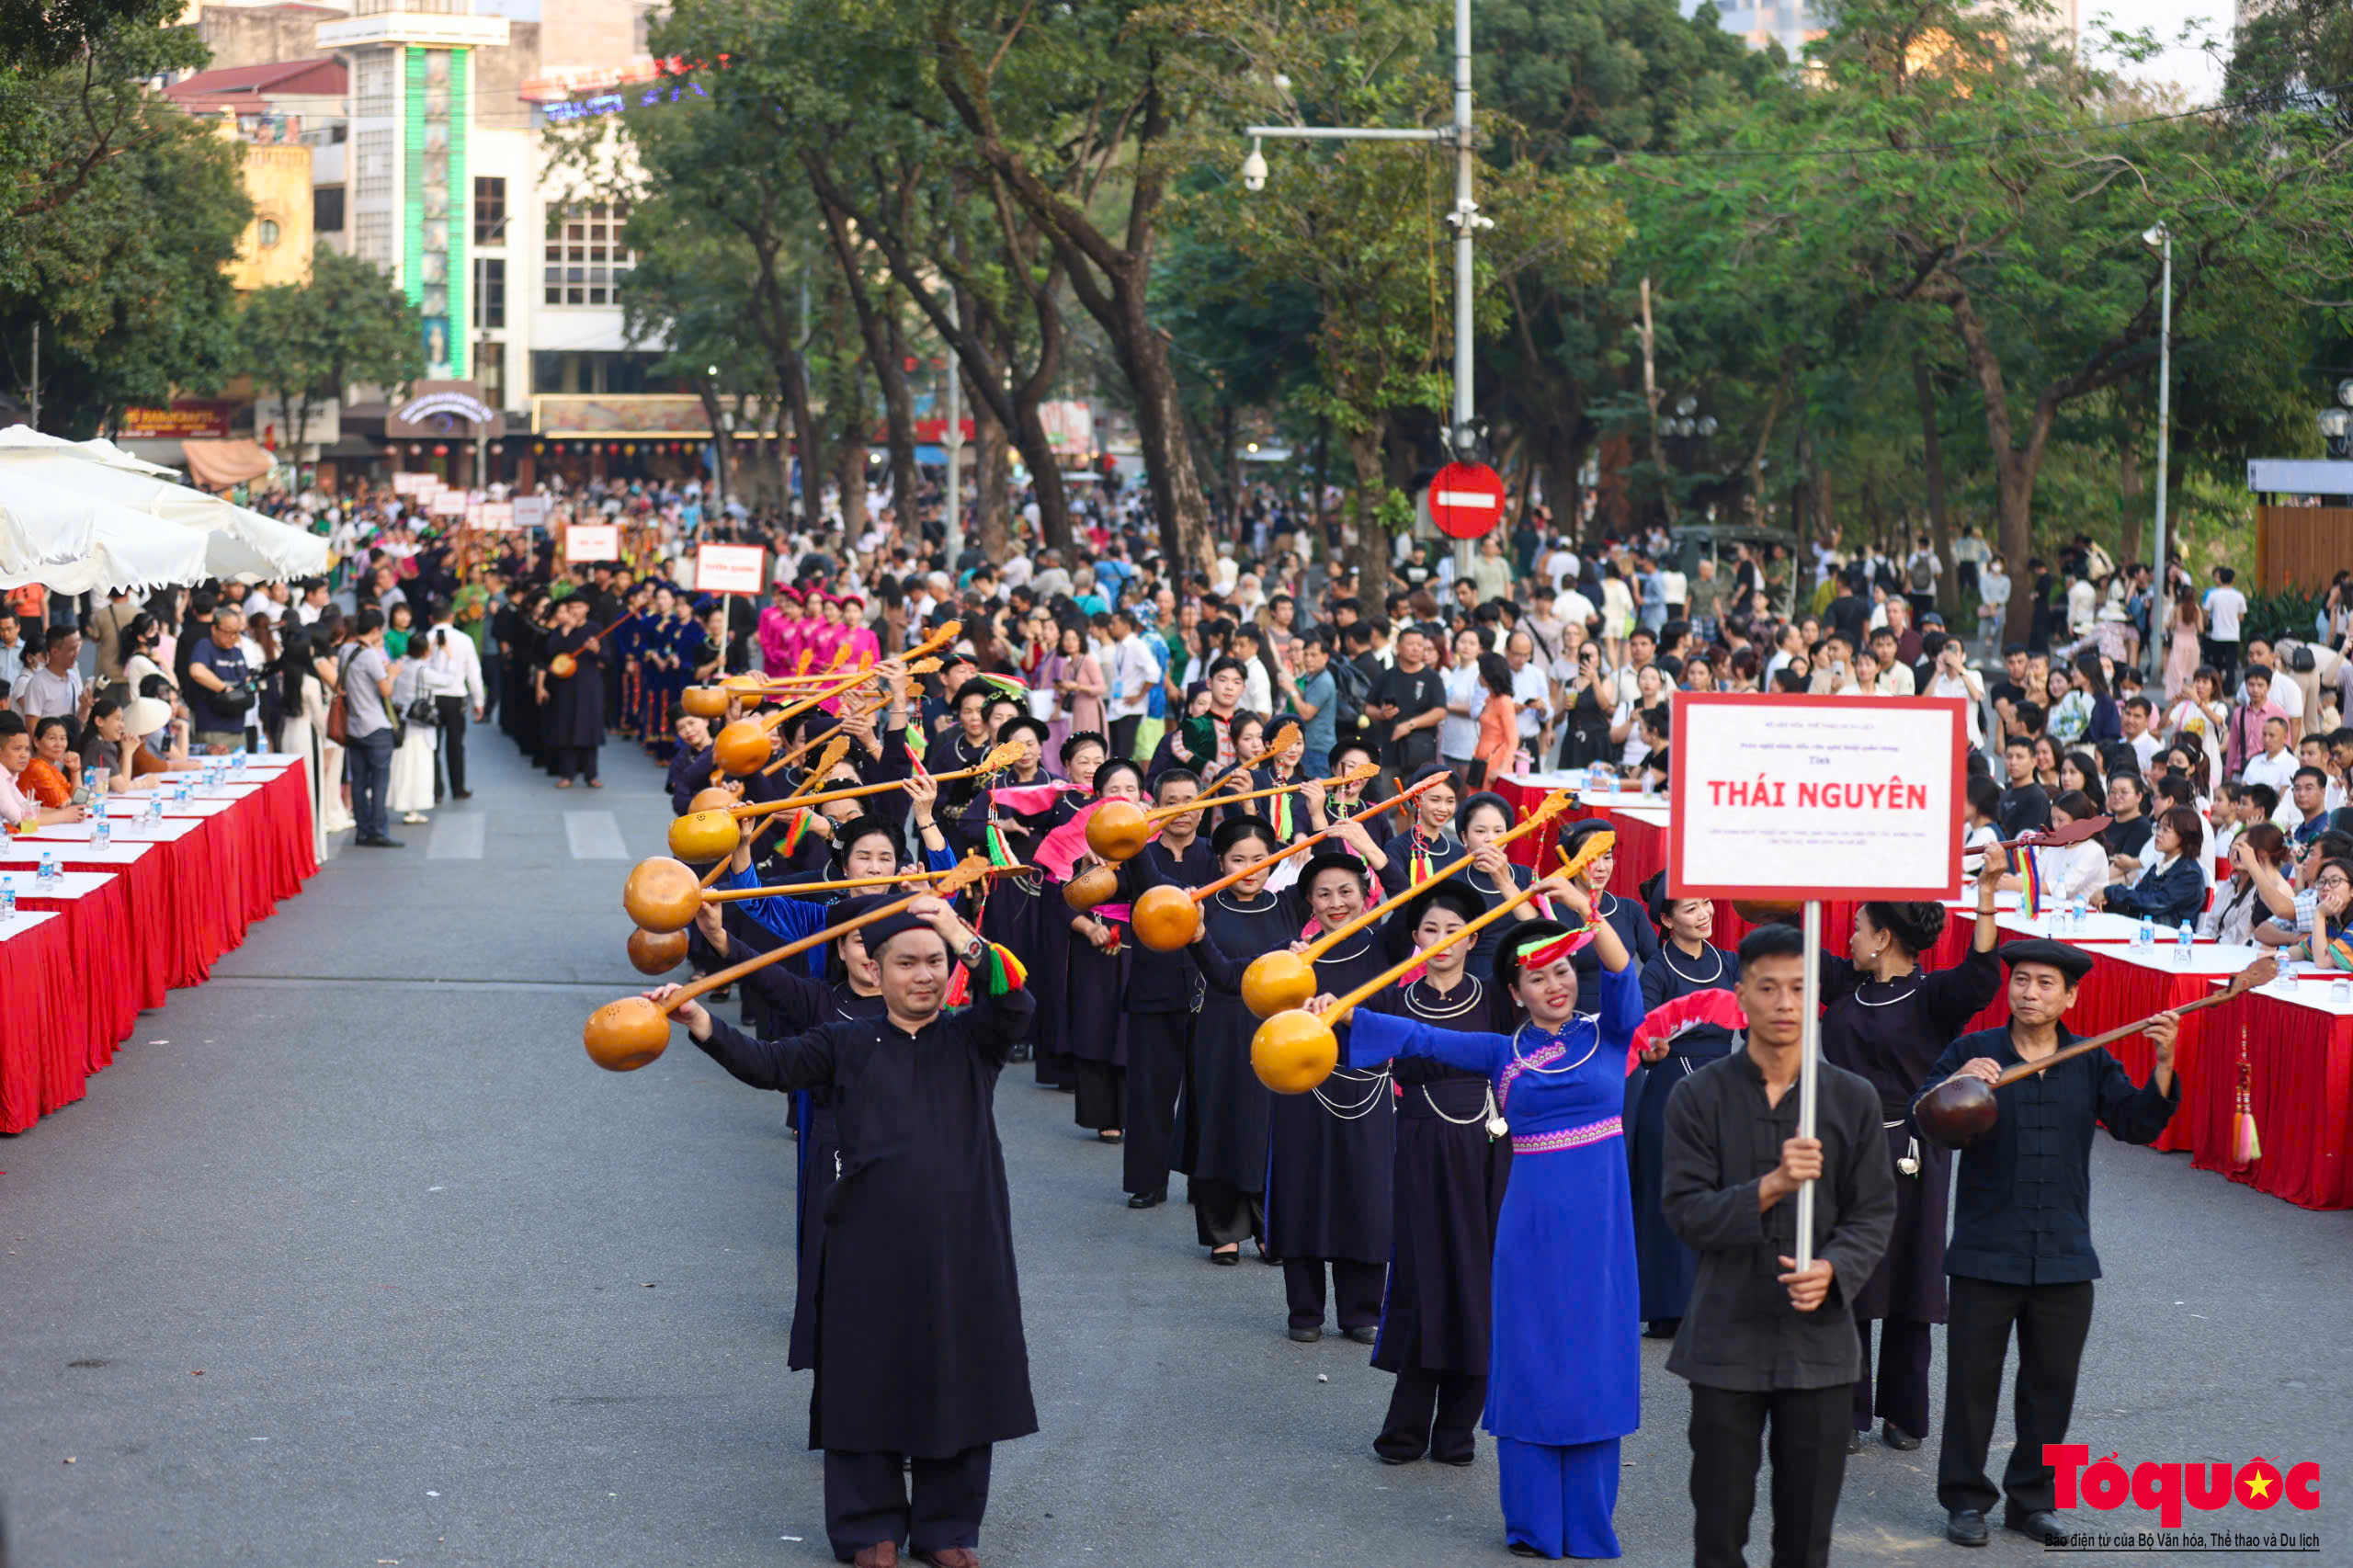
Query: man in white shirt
[
  {"left": 1438, "top": 630, "right": 1485, "bottom": 770},
  {"left": 1505, "top": 630, "right": 1552, "bottom": 754},
  {"left": 2242, "top": 717, "right": 2299, "bottom": 797},
  {"left": 12, "top": 629, "right": 86, "bottom": 722},
  {"left": 421, "top": 619, "right": 486, "bottom": 800},
  {"left": 294, "top": 580, "right": 331, "bottom": 625},
  {"left": 2120, "top": 697, "right": 2162, "bottom": 772},
  {"left": 2203, "top": 567, "right": 2248, "bottom": 685},
  {"left": 1104, "top": 608, "right": 1160, "bottom": 763}
]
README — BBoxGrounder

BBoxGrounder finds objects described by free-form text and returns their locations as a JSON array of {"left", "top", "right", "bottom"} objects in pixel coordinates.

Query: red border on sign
[{"left": 1666, "top": 692, "right": 1967, "bottom": 902}]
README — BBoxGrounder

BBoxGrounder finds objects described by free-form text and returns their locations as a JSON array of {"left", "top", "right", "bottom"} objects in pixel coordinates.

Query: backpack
[{"left": 1330, "top": 656, "right": 1371, "bottom": 737}]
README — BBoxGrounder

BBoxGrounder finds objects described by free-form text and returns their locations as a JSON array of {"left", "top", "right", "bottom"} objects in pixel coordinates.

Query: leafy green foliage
[{"left": 236, "top": 244, "right": 426, "bottom": 451}]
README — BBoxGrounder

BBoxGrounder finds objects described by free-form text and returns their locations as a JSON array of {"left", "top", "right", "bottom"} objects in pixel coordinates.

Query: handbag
[
  {"left": 405, "top": 694, "right": 440, "bottom": 725},
  {"left": 213, "top": 678, "right": 257, "bottom": 717}
]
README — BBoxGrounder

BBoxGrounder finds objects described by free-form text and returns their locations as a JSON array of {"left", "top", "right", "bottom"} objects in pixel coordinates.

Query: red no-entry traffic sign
[{"left": 1428, "top": 461, "right": 1506, "bottom": 540}]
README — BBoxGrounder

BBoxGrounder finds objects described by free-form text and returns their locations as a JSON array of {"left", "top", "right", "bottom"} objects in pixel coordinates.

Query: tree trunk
[
  {"left": 972, "top": 379, "right": 1010, "bottom": 560},
  {"left": 1118, "top": 297, "right": 1215, "bottom": 573},
  {"left": 835, "top": 416, "right": 868, "bottom": 537},
  {"left": 1346, "top": 421, "right": 1392, "bottom": 600},
  {"left": 1913, "top": 350, "right": 1956, "bottom": 615},
  {"left": 882, "top": 308, "right": 918, "bottom": 538},
  {"left": 1940, "top": 284, "right": 2045, "bottom": 646},
  {"left": 1637, "top": 276, "right": 1680, "bottom": 527}
]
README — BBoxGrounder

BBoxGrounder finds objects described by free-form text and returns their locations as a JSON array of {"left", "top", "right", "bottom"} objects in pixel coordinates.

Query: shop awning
[{"left": 182, "top": 438, "right": 278, "bottom": 489}]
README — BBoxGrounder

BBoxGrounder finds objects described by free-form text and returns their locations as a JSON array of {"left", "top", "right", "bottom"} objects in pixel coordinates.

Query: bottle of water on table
[
  {"left": 2174, "top": 920, "right": 2194, "bottom": 965},
  {"left": 2, "top": 874, "right": 14, "bottom": 923},
  {"left": 94, "top": 809, "right": 111, "bottom": 849},
  {"left": 38, "top": 848, "right": 56, "bottom": 882},
  {"left": 2137, "top": 915, "right": 2154, "bottom": 950}
]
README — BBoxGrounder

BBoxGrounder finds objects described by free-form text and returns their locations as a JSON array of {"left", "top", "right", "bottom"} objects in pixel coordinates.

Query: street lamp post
[
  {"left": 2143, "top": 222, "right": 2171, "bottom": 674},
  {"left": 1243, "top": 0, "right": 1490, "bottom": 582}
]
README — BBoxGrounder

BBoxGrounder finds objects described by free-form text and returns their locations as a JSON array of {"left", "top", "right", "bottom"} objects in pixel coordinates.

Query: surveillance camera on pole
[{"left": 1239, "top": 142, "right": 1267, "bottom": 193}]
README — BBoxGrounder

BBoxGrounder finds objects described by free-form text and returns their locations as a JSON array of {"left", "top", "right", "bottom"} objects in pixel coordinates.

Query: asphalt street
[{"left": 2, "top": 729, "right": 2348, "bottom": 1568}]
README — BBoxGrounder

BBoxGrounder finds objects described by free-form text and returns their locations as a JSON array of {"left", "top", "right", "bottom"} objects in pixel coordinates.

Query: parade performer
[
  {"left": 1363, "top": 880, "right": 1516, "bottom": 1467},
  {"left": 1057, "top": 758, "right": 1140, "bottom": 1141},
  {"left": 1246, "top": 851, "right": 1394, "bottom": 1341},
  {"left": 1819, "top": 848, "right": 2006, "bottom": 1454},
  {"left": 539, "top": 596, "right": 605, "bottom": 789},
  {"left": 1319, "top": 892, "right": 1643, "bottom": 1560},
  {"left": 1119, "top": 767, "right": 1214, "bottom": 1209},
  {"left": 651, "top": 896, "right": 1037, "bottom": 1568},
  {"left": 1177, "top": 816, "right": 1298, "bottom": 1262},
  {"left": 1375, "top": 764, "right": 1464, "bottom": 897},
  {"left": 1660, "top": 922, "right": 1896, "bottom": 1568},
  {"left": 1918, "top": 940, "right": 2183, "bottom": 1549},
  {"left": 1454, "top": 790, "right": 1546, "bottom": 971},
  {"left": 1631, "top": 888, "right": 1741, "bottom": 1337}
]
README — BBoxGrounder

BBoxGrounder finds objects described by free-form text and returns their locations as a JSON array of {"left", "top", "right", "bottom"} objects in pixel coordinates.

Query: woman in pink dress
[
  {"left": 807, "top": 593, "right": 847, "bottom": 671},
  {"left": 2162, "top": 585, "right": 2202, "bottom": 702},
  {"left": 1049, "top": 621, "right": 1107, "bottom": 756},
  {"left": 756, "top": 586, "right": 803, "bottom": 675},
  {"left": 835, "top": 593, "right": 882, "bottom": 670}
]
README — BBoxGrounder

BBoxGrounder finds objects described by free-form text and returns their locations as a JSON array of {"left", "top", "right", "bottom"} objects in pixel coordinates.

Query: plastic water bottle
[
  {"left": 2174, "top": 920, "right": 2194, "bottom": 965},
  {"left": 2333, "top": 977, "right": 2350, "bottom": 1008},
  {"left": 37, "top": 849, "right": 55, "bottom": 882},
  {"left": 94, "top": 810, "right": 110, "bottom": 849},
  {"left": 176, "top": 780, "right": 192, "bottom": 807},
  {"left": 2137, "top": 915, "right": 2155, "bottom": 950},
  {"left": 2, "top": 875, "right": 14, "bottom": 923},
  {"left": 232, "top": 746, "right": 247, "bottom": 778},
  {"left": 144, "top": 792, "right": 161, "bottom": 824},
  {"left": 2069, "top": 898, "right": 2086, "bottom": 937}
]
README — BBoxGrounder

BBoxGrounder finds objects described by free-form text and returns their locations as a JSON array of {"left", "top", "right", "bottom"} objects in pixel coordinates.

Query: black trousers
[
  {"left": 1110, "top": 713, "right": 1142, "bottom": 762},
  {"left": 1853, "top": 1315, "right": 1932, "bottom": 1439},
  {"left": 551, "top": 744, "right": 598, "bottom": 782},
  {"left": 1688, "top": 1381, "right": 1850, "bottom": 1568},
  {"left": 1071, "top": 1058, "right": 1123, "bottom": 1132},
  {"left": 1377, "top": 1369, "right": 1487, "bottom": 1463},
  {"left": 1189, "top": 1177, "right": 1262, "bottom": 1249},
  {"left": 1282, "top": 1256, "right": 1385, "bottom": 1331},
  {"left": 823, "top": 1444, "right": 992, "bottom": 1562},
  {"left": 1938, "top": 1276, "right": 2096, "bottom": 1518},
  {"left": 433, "top": 695, "right": 470, "bottom": 798},
  {"left": 1122, "top": 1011, "right": 1188, "bottom": 1196}
]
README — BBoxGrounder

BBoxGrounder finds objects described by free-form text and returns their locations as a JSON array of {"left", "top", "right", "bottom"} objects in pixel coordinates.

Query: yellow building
[{"left": 167, "top": 58, "right": 347, "bottom": 288}]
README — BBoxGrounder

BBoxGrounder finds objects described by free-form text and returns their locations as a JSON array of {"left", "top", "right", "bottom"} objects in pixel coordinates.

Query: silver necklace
[
  {"left": 1213, "top": 890, "right": 1273, "bottom": 914},
  {"left": 1507, "top": 1021, "right": 1600, "bottom": 1076},
  {"left": 1407, "top": 976, "right": 1483, "bottom": 1020},
  {"left": 1662, "top": 942, "right": 1724, "bottom": 986},
  {"left": 1422, "top": 1080, "right": 1502, "bottom": 1134},
  {"left": 1853, "top": 969, "right": 1921, "bottom": 1007},
  {"left": 1313, "top": 1064, "right": 1392, "bottom": 1119}
]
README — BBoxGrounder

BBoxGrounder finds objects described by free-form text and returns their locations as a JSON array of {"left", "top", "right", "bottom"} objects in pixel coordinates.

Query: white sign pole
[{"left": 1796, "top": 897, "right": 1822, "bottom": 1271}]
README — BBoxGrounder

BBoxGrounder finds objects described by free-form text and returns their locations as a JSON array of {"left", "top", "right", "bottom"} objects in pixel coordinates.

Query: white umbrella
[
  {"left": 0, "top": 428, "right": 327, "bottom": 582},
  {"left": 0, "top": 467, "right": 210, "bottom": 591}
]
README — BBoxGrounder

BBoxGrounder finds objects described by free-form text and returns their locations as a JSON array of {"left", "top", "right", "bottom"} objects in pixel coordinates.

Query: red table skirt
[
  {"left": 0, "top": 915, "right": 79, "bottom": 1133},
  {"left": 2191, "top": 990, "right": 2353, "bottom": 1210},
  {"left": 17, "top": 875, "right": 138, "bottom": 1081},
  {"left": 2, "top": 762, "right": 319, "bottom": 1137}
]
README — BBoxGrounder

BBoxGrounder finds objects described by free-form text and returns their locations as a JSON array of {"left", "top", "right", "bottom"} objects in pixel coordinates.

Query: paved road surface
[{"left": 2, "top": 733, "right": 2347, "bottom": 1566}]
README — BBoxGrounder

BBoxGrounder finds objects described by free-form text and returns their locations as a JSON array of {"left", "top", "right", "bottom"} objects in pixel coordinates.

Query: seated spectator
[
  {"left": 0, "top": 710, "right": 90, "bottom": 828},
  {"left": 20, "top": 714, "right": 78, "bottom": 807},
  {"left": 2204, "top": 825, "right": 2289, "bottom": 947},
  {"left": 126, "top": 685, "right": 192, "bottom": 778},
  {"left": 2097, "top": 806, "right": 2208, "bottom": 926}
]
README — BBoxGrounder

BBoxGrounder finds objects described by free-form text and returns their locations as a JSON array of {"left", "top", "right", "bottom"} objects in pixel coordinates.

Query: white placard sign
[
  {"left": 428, "top": 489, "right": 467, "bottom": 516},
  {"left": 695, "top": 543, "right": 767, "bottom": 595},
  {"left": 1667, "top": 694, "right": 1965, "bottom": 901},
  {"left": 512, "top": 495, "right": 551, "bottom": 531},
  {"left": 565, "top": 522, "right": 621, "bottom": 562}
]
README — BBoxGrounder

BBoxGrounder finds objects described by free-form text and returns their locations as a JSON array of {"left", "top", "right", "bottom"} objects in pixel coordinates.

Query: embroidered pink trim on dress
[
  {"left": 1510, "top": 1116, "right": 1623, "bottom": 1154},
  {"left": 1497, "top": 1041, "right": 1565, "bottom": 1112}
]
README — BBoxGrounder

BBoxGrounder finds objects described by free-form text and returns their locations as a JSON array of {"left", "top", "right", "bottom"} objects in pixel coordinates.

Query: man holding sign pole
[{"left": 1662, "top": 923, "right": 1894, "bottom": 1568}]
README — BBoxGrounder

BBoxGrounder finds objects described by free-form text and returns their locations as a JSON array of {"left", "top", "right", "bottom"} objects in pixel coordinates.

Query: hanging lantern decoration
[
  {"left": 433, "top": 444, "right": 449, "bottom": 457},
  {"left": 623, "top": 443, "right": 638, "bottom": 456}
]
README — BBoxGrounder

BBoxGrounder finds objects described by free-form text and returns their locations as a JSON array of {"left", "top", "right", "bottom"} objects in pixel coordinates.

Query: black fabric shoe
[
  {"left": 1945, "top": 1509, "right": 1989, "bottom": 1547},
  {"left": 1847, "top": 1428, "right": 1869, "bottom": 1455},
  {"left": 1126, "top": 1189, "right": 1165, "bottom": 1210},
  {"left": 2005, "top": 1509, "right": 2067, "bottom": 1545},
  {"left": 1287, "top": 1325, "right": 1322, "bottom": 1343},
  {"left": 1343, "top": 1325, "right": 1380, "bottom": 1345},
  {"left": 1643, "top": 1318, "right": 1681, "bottom": 1339},
  {"left": 1881, "top": 1419, "right": 1922, "bottom": 1451}
]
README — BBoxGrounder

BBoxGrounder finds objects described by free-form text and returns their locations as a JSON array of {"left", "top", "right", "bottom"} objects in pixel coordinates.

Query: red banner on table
[{"left": 1667, "top": 693, "right": 1966, "bottom": 902}]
